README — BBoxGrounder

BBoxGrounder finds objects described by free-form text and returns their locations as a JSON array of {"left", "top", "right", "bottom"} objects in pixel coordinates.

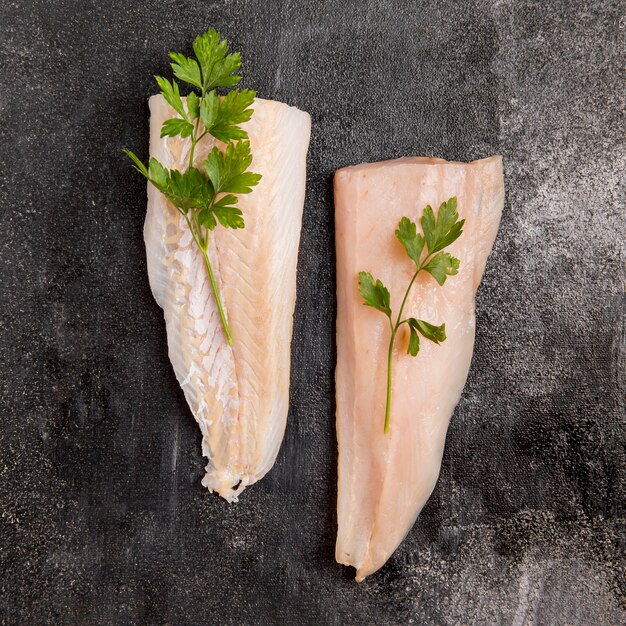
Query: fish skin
[
  {"left": 334, "top": 156, "right": 504, "bottom": 581},
  {"left": 145, "top": 95, "right": 311, "bottom": 502}
]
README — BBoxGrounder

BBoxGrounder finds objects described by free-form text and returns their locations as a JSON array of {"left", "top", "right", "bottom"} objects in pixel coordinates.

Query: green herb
[
  {"left": 124, "top": 29, "right": 261, "bottom": 345},
  {"left": 358, "top": 197, "right": 464, "bottom": 434}
]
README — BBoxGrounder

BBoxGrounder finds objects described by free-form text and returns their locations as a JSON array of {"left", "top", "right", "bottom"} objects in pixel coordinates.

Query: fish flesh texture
[
  {"left": 146, "top": 95, "right": 311, "bottom": 502},
  {"left": 146, "top": 96, "right": 311, "bottom": 501},
  {"left": 334, "top": 156, "right": 504, "bottom": 580},
  {"left": 335, "top": 156, "right": 504, "bottom": 580}
]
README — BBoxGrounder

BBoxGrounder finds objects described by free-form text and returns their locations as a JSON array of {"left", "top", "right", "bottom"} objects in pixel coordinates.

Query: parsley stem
[
  {"left": 182, "top": 213, "right": 202, "bottom": 250},
  {"left": 188, "top": 127, "right": 199, "bottom": 169},
  {"left": 384, "top": 328, "right": 396, "bottom": 434},
  {"left": 395, "top": 267, "right": 420, "bottom": 329},
  {"left": 384, "top": 258, "right": 431, "bottom": 434},
  {"left": 192, "top": 207, "right": 205, "bottom": 248},
  {"left": 185, "top": 104, "right": 231, "bottom": 345},
  {"left": 182, "top": 210, "right": 231, "bottom": 344},
  {"left": 188, "top": 101, "right": 203, "bottom": 170},
  {"left": 201, "top": 248, "right": 233, "bottom": 345}
]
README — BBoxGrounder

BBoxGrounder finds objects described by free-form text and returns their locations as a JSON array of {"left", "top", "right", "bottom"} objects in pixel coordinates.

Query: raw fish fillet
[
  {"left": 334, "top": 156, "right": 504, "bottom": 580},
  {"left": 145, "top": 95, "right": 311, "bottom": 502}
]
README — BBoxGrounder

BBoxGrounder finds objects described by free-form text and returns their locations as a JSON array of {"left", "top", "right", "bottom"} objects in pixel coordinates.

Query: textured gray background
[{"left": 1, "top": 0, "right": 624, "bottom": 624}]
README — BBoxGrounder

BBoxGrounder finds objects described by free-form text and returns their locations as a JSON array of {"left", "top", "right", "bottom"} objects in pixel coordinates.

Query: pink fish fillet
[{"left": 334, "top": 156, "right": 504, "bottom": 581}]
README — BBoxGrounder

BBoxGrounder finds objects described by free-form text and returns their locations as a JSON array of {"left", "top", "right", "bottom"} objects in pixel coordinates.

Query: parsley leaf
[
  {"left": 199, "top": 194, "right": 245, "bottom": 231},
  {"left": 210, "top": 89, "right": 255, "bottom": 142},
  {"left": 421, "top": 197, "right": 465, "bottom": 254},
  {"left": 407, "top": 323, "right": 420, "bottom": 356},
  {"left": 408, "top": 318, "right": 446, "bottom": 343},
  {"left": 192, "top": 29, "right": 242, "bottom": 91},
  {"left": 395, "top": 216, "right": 425, "bottom": 266},
  {"left": 423, "top": 252, "right": 460, "bottom": 286},
  {"left": 169, "top": 52, "right": 203, "bottom": 90},
  {"left": 154, "top": 76, "right": 187, "bottom": 119},
  {"left": 213, "top": 193, "right": 237, "bottom": 207},
  {"left": 148, "top": 157, "right": 168, "bottom": 191},
  {"left": 198, "top": 208, "right": 216, "bottom": 231},
  {"left": 160, "top": 118, "right": 194, "bottom": 139},
  {"left": 200, "top": 90, "right": 219, "bottom": 129},
  {"left": 121, "top": 150, "right": 170, "bottom": 194},
  {"left": 200, "top": 89, "right": 255, "bottom": 142},
  {"left": 163, "top": 167, "right": 213, "bottom": 213},
  {"left": 405, "top": 318, "right": 445, "bottom": 356},
  {"left": 213, "top": 204, "right": 245, "bottom": 229},
  {"left": 186, "top": 92, "right": 200, "bottom": 120},
  {"left": 358, "top": 272, "right": 392, "bottom": 317},
  {"left": 123, "top": 149, "right": 148, "bottom": 178},
  {"left": 203, "top": 142, "right": 261, "bottom": 194}
]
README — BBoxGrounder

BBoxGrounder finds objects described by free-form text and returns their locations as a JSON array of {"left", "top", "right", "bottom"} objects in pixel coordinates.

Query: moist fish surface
[
  {"left": 334, "top": 156, "right": 504, "bottom": 581},
  {"left": 146, "top": 94, "right": 311, "bottom": 502}
]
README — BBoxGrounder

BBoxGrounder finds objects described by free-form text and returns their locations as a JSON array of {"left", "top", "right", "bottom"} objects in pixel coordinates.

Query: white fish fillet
[
  {"left": 334, "top": 156, "right": 504, "bottom": 580},
  {"left": 146, "top": 95, "right": 311, "bottom": 501}
]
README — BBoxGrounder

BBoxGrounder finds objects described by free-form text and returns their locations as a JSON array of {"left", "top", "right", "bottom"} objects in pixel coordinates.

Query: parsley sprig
[
  {"left": 358, "top": 197, "right": 464, "bottom": 434},
  {"left": 124, "top": 29, "right": 261, "bottom": 344}
]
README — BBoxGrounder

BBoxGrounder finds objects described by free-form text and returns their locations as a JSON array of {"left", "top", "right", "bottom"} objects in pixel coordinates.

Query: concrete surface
[{"left": 1, "top": 0, "right": 624, "bottom": 624}]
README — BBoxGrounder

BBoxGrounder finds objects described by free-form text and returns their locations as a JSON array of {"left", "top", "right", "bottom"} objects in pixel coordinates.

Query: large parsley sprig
[
  {"left": 124, "top": 29, "right": 261, "bottom": 344},
  {"left": 358, "top": 197, "right": 464, "bottom": 434}
]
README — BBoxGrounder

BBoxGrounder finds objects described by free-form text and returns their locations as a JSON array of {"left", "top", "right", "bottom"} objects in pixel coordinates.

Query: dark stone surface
[{"left": 1, "top": 0, "right": 624, "bottom": 624}]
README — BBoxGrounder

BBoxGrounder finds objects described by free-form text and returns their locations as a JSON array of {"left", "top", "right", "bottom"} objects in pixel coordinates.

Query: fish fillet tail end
[{"left": 201, "top": 467, "right": 250, "bottom": 503}]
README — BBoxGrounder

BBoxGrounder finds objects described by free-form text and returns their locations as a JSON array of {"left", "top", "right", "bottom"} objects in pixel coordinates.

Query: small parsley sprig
[
  {"left": 124, "top": 29, "right": 261, "bottom": 344},
  {"left": 358, "top": 197, "right": 464, "bottom": 434}
]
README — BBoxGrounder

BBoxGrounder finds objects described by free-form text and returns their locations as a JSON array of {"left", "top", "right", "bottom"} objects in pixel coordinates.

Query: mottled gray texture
[{"left": 0, "top": 0, "right": 624, "bottom": 624}]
